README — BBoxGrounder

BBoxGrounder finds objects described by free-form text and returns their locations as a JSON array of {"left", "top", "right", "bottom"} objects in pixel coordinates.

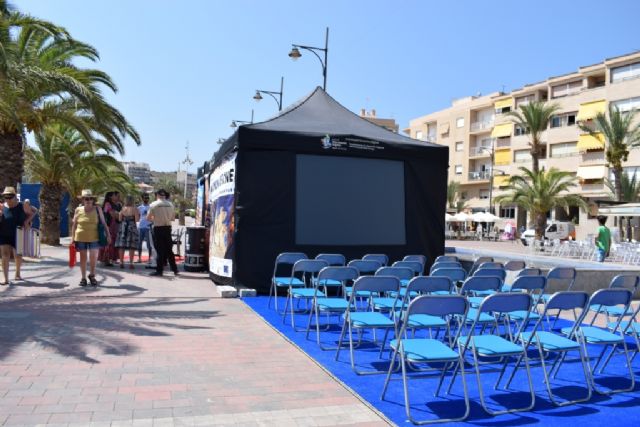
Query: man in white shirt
[{"left": 147, "top": 189, "right": 178, "bottom": 276}]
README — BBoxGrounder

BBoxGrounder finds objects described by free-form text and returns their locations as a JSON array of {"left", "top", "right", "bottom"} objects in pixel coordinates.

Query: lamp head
[
  {"left": 288, "top": 46, "right": 302, "bottom": 60},
  {"left": 253, "top": 90, "right": 263, "bottom": 101}
]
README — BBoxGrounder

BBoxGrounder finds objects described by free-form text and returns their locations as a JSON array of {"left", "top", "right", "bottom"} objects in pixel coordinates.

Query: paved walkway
[{"left": 0, "top": 246, "right": 387, "bottom": 427}]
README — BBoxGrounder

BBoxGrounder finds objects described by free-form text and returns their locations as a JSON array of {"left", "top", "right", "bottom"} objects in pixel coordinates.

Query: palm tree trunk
[
  {"left": 40, "top": 183, "right": 63, "bottom": 246},
  {"left": 530, "top": 137, "right": 540, "bottom": 175},
  {"left": 612, "top": 166, "right": 623, "bottom": 202},
  {"left": 0, "top": 130, "right": 24, "bottom": 189},
  {"left": 534, "top": 211, "right": 547, "bottom": 240},
  {"left": 68, "top": 198, "right": 80, "bottom": 237}
]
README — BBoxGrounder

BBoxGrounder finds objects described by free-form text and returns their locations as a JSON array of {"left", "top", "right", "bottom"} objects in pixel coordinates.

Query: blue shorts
[{"left": 75, "top": 241, "right": 100, "bottom": 250}]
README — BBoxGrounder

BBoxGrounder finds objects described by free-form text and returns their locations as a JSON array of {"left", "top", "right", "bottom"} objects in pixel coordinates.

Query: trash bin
[{"left": 184, "top": 226, "right": 206, "bottom": 272}]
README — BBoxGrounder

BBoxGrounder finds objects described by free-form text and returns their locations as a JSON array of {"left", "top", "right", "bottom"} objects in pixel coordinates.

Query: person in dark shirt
[{"left": 0, "top": 187, "right": 36, "bottom": 285}]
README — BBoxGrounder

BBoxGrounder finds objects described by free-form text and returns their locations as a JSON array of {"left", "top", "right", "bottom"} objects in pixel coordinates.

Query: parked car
[{"left": 521, "top": 222, "right": 576, "bottom": 241}]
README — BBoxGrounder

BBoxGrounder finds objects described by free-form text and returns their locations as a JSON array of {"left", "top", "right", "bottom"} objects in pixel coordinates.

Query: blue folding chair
[
  {"left": 512, "top": 291, "right": 592, "bottom": 406},
  {"left": 381, "top": 295, "right": 470, "bottom": 424},
  {"left": 566, "top": 288, "right": 635, "bottom": 394},
  {"left": 429, "top": 262, "right": 462, "bottom": 274},
  {"left": 435, "top": 255, "right": 458, "bottom": 263},
  {"left": 269, "top": 252, "right": 307, "bottom": 311},
  {"left": 305, "top": 266, "right": 360, "bottom": 350},
  {"left": 363, "top": 253, "right": 389, "bottom": 266},
  {"left": 504, "top": 260, "right": 526, "bottom": 271},
  {"left": 468, "top": 256, "right": 494, "bottom": 275},
  {"left": 336, "top": 276, "right": 400, "bottom": 375},
  {"left": 314, "top": 254, "right": 347, "bottom": 292},
  {"left": 589, "top": 275, "right": 639, "bottom": 324},
  {"left": 506, "top": 276, "right": 547, "bottom": 330},
  {"left": 540, "top": 267, "right": 577, "bottom": 328},
  {"left": 430, "top": 267, "right": 466, "bottom": 285},
  {"left": 606, "top": 301, "right": 640, "bottom": 366},
  {"left": 403, "top": 254, "right": 427, "bottom": 269},
  {"left": 502, "top": 267, "right": 540, "bottom": 291},
  {"left": 457, "top": 293, "right": 536, "bottom": 415},
  {"left": 376, "top": 267, "right": 414, "bottom": 287},
  {"left": 477, "top": 262, "right": 504, "bottom": 270},
  {"left": 345, "top": 259, "right": 381, "bottom": 298},
  {"left": 472, "top": 268, "right": 506, "bottom": 294},
  {"left": 282, "top": 259, "right": 328, "bottom": 330},
  {"left": 393, "top": 260, "right": 424, "bottom": 276},
  {"left": 459, "top": 276, "right": 502, "bottom": 317},
  {"left": 393, "top": 277, "right": 455, "bottom": 335}
]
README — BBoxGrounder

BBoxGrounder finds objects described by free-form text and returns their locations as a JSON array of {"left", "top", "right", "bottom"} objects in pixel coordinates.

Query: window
[
  {"left": 495, "top": 106, "right": 511, "bottom": 114},
  {"left": 460, "top": 191, "right": 467, "bottom": 200},
  {"left": 550, "top": 112, "right": 577, "bottom": 128},
  {"left": 479, "top": 190, "right": 490, "bottom": 199},
  {"left": 612, "top": 96, "right": 640, "bottom": 113},
  {"left": 415, "top": 130, "right": 423, "bottom": 140},
  {"left": 551, "top": 80, "right": 582, "bottom": 98},
  {"left": 514, "top": 149, "right": 531, "bottom": 163},
  {"left": 515, "top": 95, "right": 534, "bottom": 108},
  {"left": 611, "top": 62, "right": 640, "bottom": 83},
  {"left": 514, "top": 125, "right": 529, "bottom": 136},
  {"left": 455, "top": 141, "right": 464, "bottom": 152},
  {"left": 455, "top": 165, "right": 463, "bottom": 175},
  {"left": 499, "top": 207, "right": 516, "bottom": 219},
  {"left": 456, "top": 117, "right": 465, "bottom": 128},
  {"left": 550, "top": 142, "right": 578, "bottom": 158}
]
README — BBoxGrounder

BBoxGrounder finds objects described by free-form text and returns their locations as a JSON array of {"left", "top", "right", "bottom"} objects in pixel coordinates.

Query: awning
[
  {"left": 577, "top": 165, "right": 607, "bottom": 180},
  {"left": 494, "top": 99, "right": 513, "bottom": 109},
  {"left": 598, "top": 203, "right": 640, "bottom": 216},
  {"left": 439, "top": 122, "right": 450, "bottom": 134},
  {"left": 576, "top": 100, "right": 606, "bottom": 121},
  {"left": 577, "top": 132, "right": 605, "bottom": 151},
  {"left": 493, "top": 175, "right": 511, "bottom": 187},
  {"left": 491, "top": 123, "right": 512, "bottom": 138},
  {"left": 494, "top": 148, "right": 511, "bottom": 165}
]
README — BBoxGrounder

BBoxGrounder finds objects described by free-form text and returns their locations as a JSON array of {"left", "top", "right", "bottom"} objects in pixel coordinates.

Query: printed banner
[
  {"left": 195, "top": 180, "right": 204, "bottom": 226},
  {"left": 208, "top": 152, "right": 236, "bottom": 277}
]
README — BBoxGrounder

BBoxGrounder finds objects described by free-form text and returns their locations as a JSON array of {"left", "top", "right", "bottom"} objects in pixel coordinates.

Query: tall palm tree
[
  {"left": 495, "top": 167, "right": 587, "bottom": 240},
  {"left": 0, "top": 0, "right": 140, "bottom": 188},
  {"left": 506, "top": 101, "right": 560, "bottom": 174},
  {"left": 447, "top": 181, "right": 460, "bottom": 210},
  {"left": 579, "top": 106, "right": 640, "bottom": 202},
  {"left": 25, "top": 124, "right": 134, "bottom": 245},
  {"left": 605, "top": 170, "right": 640, "bottom": 203}
]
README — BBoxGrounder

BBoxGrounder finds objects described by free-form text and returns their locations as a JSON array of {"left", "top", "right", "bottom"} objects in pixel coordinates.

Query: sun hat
[
  {"left": 78, "top": 189, "right": 97, "bottom": 199},
  {"left": 2, "top": 186, "right": 17, "bottom": 196}
]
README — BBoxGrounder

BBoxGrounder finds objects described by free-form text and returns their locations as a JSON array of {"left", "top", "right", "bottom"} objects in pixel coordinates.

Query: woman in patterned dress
[
  {"left": 98, "top": 192, "right": 120, "bottom": 266},
  {"left": 115, "top": 195, "right": 140, "bottom": 269}
]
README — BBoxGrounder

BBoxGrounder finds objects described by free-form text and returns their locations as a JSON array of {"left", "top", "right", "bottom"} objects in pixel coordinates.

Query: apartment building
[
  {"left": 405, "top": 51, "right": 640, "bottom": 238},
  {"left": 360, "top": 108, "right": 399, "bottom": 132},
  {"left": 122, "top": 161, "right": 152, "bottom": 184}
]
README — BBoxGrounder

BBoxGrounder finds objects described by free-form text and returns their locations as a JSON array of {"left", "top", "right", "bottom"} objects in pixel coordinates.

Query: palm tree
[
  {"left": 0, "top": 0, "right": 140, "bottom": 188},
  {"left": 506, "top": 101, "right": 560, "bottom": 174},
  {"left": 447, "top": 181, "right": 460, "bottom": 209},
  {"left": 605, "top": 170, "right": 640, "bottom": 203},
  {"left": 579, "top": 106, "right": 640, "bottom": 202},
  {"left": 154, "top": 177, "right": 193, "bottom": 226},
  {"left": 25, "top": 124, "right": 134, "bottom": 245},
  {"left": 495, "top": 167, "right": 587, "bottom": 240}
]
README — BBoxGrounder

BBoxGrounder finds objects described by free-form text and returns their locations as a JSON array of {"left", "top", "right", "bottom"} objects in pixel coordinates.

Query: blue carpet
[{"left": 242, "top": 296, "right": 640, "bottom": 426}]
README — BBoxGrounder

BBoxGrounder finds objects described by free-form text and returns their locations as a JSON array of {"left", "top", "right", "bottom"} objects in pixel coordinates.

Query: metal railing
[
  {"left": 469, "top": 146, "right": 491, "bottom": 157},
  {"left": 496, "top": 138, "right": 511, "bottom": 148},
  {"left": 468, "top": 170, "right": 492, "bottom": 181},
  {"left": 470, "top": 120, "right": 494, "bottom": 132}
]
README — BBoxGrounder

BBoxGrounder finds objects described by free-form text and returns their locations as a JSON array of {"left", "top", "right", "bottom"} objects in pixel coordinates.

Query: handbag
[{"left": 96, "top": 207, "right": 108, "bottom": 247}]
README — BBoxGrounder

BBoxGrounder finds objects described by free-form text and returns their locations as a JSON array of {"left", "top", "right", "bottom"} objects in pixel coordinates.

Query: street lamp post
[
  {"left": 289, "top": 27, "right": 329, "bottom": 90},
  {"left": 253, "top": 77, "right": 284, "bottom": 111},
  {"left": 230, "top": 109, "right": 254, "bottom": 128}
]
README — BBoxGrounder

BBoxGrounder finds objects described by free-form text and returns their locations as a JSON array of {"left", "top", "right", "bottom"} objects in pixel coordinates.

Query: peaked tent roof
[{"left": 245, "top": 86, "right": 440, "bottom": 148}]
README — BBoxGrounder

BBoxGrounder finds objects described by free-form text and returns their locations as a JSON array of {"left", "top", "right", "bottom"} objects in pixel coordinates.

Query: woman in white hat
[
  {"left": 70, "top": 189, "right": 110, "bottom": 286},
  {"left": 0, "top": 186, "right": 36, "bottom": 285}
]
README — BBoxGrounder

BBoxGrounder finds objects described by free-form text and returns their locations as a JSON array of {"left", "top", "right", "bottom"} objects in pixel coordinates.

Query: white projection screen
[{"left": 295, "top": 154, "right": 406, "bottom": 245}]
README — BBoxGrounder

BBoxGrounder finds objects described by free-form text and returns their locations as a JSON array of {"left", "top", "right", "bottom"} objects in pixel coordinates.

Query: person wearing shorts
[
  {"left": 71, "top": 189, "right": 110, "bottom": 286},
  {"left": 0, "top": 187, "right": 35, "bottom": 285}
]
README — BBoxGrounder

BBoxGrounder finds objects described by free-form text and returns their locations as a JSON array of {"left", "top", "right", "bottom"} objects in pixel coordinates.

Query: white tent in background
[
  {"left": 472, "top": 211, "right": 500, "bottom": 222},
  {"left": 453, "top": 212, "right": 472, "bottom": 222},
  {"left": 445, "top": 213, "right": 454, "bottom": 222}
]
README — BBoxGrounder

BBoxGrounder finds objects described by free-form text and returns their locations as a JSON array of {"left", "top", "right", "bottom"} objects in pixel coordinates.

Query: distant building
[
  {"left": 122, "top": 162, "right": 152, "bottom": 184},
  {"left": 359, "top": 109, "right": 399, "bottom": 132},
  {"left": 176, "top": 170, "right": 197, "bottom": 199}
]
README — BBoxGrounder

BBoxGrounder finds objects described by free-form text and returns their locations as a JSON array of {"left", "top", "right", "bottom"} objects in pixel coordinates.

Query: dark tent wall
[{"left": 209, "top": 87, "right": 448, "bottom": 293}]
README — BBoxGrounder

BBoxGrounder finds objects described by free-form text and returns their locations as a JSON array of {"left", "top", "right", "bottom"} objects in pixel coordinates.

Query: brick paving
[{"left": 0, "top": 246, "right": 388, "bottom": 426}]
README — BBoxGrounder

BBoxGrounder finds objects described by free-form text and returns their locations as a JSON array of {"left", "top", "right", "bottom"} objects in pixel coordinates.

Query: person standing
[
  {"left": 115, "top": 195, "right": 140, "bottom": 269},
  {"left": 137, "top": 193, "right": 152, "bottom": 263},
  {"left": 0, "top": 187, "right": 36, "bottom": 285},
  {"left": 70, "top": 190, "right": 110, "bottom": 286},
  {"left": 595, "top": 215, "right": 611, "bottom": 263},
  {"left": 99, "top": 192, "right": 120, "bottom": 266},
  {"left": 147, "top": 189, "right": 178, "bottom": 276}
]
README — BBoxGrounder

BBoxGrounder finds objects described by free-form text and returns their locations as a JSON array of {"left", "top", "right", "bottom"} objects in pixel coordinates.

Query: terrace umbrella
[
  {"left": 445, "top": 213, "right": 454, "bottom": 222},
  {"left": 453, "top": 212, "right": 471, "bottom": 222}
]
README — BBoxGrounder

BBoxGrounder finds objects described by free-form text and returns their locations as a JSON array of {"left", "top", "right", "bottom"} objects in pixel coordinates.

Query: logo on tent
[{"left": 321, "top": 134, "right": 333, "bottom": 149}]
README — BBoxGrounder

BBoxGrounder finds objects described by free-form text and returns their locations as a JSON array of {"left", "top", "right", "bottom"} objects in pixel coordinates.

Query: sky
[{"left": 22, "top": 0, "right": 640, "bottom": 172}]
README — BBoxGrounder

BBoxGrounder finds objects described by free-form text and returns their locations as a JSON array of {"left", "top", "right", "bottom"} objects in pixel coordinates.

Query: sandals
[
  {"left": 79, "top": 278, "right": 88, "bottom": 287},
  {"left": 88, "top": 275, "right": 98, "bottom": 287}
]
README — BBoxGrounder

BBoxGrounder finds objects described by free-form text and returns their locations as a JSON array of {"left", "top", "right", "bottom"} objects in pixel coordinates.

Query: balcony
[
  {"left": 424, "top": 134, "right": 437, "bottom": 143},
  {"left": 468, "top": 170, "right": 491, "bottom": 181},
  {"left": 496, "top": 138, "right": 511, "bottom": 148},
  {"left": 469, "top": 146, "right": 491, "bottom": 157},
  {"left": 470, "top": 120, "right": 494, "bottom": 133}
]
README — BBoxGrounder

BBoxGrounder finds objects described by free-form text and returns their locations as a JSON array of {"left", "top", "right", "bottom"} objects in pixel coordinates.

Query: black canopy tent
[{"left": 209, "top": 87, "right": 448, "bottom": 293}]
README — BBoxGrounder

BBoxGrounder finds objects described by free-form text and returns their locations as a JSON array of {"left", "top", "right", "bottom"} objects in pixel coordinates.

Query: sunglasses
[
  {"left": 83, "top": 197, "right": 94, "bottom": 201},
  {"left": 3, "top": 195, "right": 15, "bottom": 200}
]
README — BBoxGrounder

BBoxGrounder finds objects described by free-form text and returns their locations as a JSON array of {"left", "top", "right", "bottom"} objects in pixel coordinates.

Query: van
[{"left": 521, "top": 222, "right": 576, "bottom": 240}]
